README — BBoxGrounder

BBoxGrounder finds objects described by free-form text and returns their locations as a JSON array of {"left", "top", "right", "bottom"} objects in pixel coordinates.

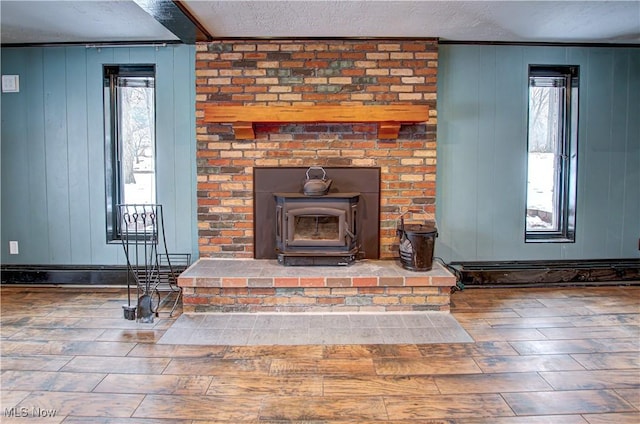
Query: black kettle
[{"left": 303, "top": 166, "right": 332, "bottom": 196}]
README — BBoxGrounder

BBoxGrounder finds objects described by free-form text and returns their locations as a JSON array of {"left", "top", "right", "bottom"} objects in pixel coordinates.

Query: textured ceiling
[
  {"left": 182, "top": 0, "right": 640, "bottom": 43},
  {"left": 1, "top": 0, "right": 639, "bottom": 45},
  {"left": 0, "top": 1, "right": 178, "bottom": 44}
]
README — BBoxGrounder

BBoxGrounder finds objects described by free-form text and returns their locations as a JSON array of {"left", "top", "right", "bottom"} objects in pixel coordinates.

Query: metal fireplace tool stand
[{"left": 118, "top": 204, "right": 190, "bottom": 322}]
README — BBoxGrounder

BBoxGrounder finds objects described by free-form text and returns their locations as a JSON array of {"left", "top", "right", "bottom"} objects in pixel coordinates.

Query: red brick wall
[
  {"left": 196, "top": 39, "right": 438, "bottom": 259},
  {"left": 183, "top": 287, "right": 451, "bottom": 313}
]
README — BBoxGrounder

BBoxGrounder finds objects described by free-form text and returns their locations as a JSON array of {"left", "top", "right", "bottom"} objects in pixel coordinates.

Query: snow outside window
[
  {"left": 526, "top": 65, "right": 578, "bottom": 243},
  {"left": 104, "top": 65, "right": 156, "bottom": 241}
]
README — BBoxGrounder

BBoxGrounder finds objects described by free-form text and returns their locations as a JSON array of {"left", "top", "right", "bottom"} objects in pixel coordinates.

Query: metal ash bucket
[{"left": 397, "top": 212, "right": 437, "bottom": 271}]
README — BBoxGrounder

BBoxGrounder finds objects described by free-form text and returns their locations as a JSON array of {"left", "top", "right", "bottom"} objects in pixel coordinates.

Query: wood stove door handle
[
  {"left": 345, "top": 224, "right": 355, "bottom": 240},
  {"left": 276, "top": 205, "right": 283, "bottom": 244}
]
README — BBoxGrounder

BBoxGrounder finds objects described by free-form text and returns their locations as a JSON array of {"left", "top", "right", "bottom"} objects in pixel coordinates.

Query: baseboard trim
[
  {"left": 2, "top": 259, "right": 639, "bottom": 288},
  {"left": 1, "top": 265, "right": 130, "bottom": 286},
  {"left": 448, "top": 259, "right": 640, "bottom": 287}
]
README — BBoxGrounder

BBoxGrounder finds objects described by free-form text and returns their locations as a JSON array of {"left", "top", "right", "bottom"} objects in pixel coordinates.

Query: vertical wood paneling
[
  {"left": 493, "top": 46, "right": 530, "bottom": 259},
  {"left": 25, "top": 48, "right": 50, "bottom": 263},
  {"left": 43, "top": 48, "right": 72, "bottom": 264},
  {"left": 155, "top": 46, "right": 177, "bottom": 251},
  {"left": 580, "top": 48, "right": 615, "bottom": 259},
  {"left": 65, "top": 47, "right": 92, "bottom": 263},
  {"left": 0, "top": 50, "right": 30, "bottom": 262},
  {"left": 475, "top": 46, "right": 497, "bottom": 259},
  {"left": 561, "top": 47, "right": 590, "bottom": 259},
  {"left": 113, "top": 47, "right": 131, "bottom": 64},
  {"left": 1, "top": 45, "right": 196, "bottom": 266},
  {"left": 433, "top": 45, "right": 453, "bottom": 260},
  {"left": 1, "top": 43, "right": 635, "bottom": 266},
  {"left": 437, "top": 45, "right": 482, "bottom": 260},
  {"left": 605, "top": 50, "right": 630, "bottom": 257},
  {"left": 622, "top": 50, "right": 640, "bottom": 256},
  {"left": 171, "top": 45, "right": 198, "bottom": 255},
  {"left": 437, "top": 44, "right": 640, "bottom": 262}
]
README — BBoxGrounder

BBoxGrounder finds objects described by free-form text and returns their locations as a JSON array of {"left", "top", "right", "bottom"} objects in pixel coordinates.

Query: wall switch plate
[
  {"left": 2, "top": 75, "right": 20, "bottom": 93},
  {"left": 9, "top": 241, "right": 19, "bottom": 255}
]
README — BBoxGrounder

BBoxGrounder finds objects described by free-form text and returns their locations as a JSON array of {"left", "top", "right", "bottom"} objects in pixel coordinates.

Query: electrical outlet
[{"left": 9, "top": 241, "right": 19, "bottom": 255}]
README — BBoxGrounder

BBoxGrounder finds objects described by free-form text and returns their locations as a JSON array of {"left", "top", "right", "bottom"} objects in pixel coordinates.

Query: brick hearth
[{"left": 178, "top": 259, "right": 456, "bottom": 313}]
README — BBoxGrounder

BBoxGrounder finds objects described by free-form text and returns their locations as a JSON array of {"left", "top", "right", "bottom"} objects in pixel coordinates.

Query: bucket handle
[
  {"left": 397, "top": 208, "right": 423, "bottom": 232},
  {"left": 306, "top": 166, "right": 327, "bottom": 181}
]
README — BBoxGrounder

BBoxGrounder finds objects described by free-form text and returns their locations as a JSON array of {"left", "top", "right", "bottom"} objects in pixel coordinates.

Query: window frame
[
  {"left": 525, "top": 65, "right": 579, "bottom": 243},
  {"left": 103, "top": 64, "right": 157, "bottom": 242}
]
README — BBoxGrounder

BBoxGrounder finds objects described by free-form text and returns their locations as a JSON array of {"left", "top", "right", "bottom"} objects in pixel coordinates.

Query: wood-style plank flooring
[{"left": 1, "top": 284, "right": 638, "bottom": 423}]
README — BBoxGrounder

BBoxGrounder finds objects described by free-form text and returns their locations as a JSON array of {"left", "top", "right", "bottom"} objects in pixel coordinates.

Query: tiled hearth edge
[{"left": 178, "top": 259, "right": 456, "bottom": 313}]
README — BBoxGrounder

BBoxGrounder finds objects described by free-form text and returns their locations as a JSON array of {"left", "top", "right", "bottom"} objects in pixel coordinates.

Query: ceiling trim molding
[
  {"left": 192, "top": 36, "right": 639, "bottom": 48},
  {"left": 191, "top": 36, "right": 638, "bottom": 48},
  {"left": 195, "top": 36, "right": 440, "bottom": 42},
  {"left": 133, "top": 0, "right": 212, "bottom": 44},
  {"left": 0, "top": 40, "right": 183, "bottom": 48},
  {"left": 439, "top": 40, "right": 640, "bottom": 48}
]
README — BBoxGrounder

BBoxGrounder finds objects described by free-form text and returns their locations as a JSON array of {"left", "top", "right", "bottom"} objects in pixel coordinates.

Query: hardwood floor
[{"left": 1, "top": 284, "right": 638, "bottom": 423}]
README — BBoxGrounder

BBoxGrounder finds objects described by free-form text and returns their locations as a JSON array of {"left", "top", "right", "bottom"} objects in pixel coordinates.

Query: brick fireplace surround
[{"left": 179, "top": 38, "right": 456, "bottom": 312}]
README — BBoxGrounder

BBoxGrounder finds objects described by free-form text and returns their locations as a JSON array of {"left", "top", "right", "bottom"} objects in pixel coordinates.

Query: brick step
[{"left": 178, "top": 259, "right": 456, "bottom": 313}]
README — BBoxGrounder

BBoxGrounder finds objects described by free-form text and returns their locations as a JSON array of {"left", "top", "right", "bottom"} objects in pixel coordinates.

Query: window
[
  {"left": 525, "top": 65, "right": 578, "bottom": 242},
  {"left": 104, "top": 65, "right": 156, "bottom": 241}
]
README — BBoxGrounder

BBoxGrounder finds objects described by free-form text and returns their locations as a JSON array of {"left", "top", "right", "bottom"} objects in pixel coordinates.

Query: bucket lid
[{"left": 402, "top": 223, "right": 437, "bottom": 234}]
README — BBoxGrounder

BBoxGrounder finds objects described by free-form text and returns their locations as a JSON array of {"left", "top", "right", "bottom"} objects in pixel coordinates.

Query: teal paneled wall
[
  {"left": 2, "top": 43, "right": 638, "bottom": 266},
  {"left": 436, "top": 44, "right": 640, "bottom": 262},
  {"left": 1, "top": 45, "right": 197, "bottom": 265}
]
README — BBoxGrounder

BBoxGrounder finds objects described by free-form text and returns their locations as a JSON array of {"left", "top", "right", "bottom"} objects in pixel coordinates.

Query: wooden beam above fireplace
[{"left": 203, "top": 104, "right": 429, "bottom": 140}]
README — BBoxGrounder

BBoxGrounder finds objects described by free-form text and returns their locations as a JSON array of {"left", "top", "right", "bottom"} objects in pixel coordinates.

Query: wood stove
[
  {"left": 274, "top": 193, "right": 360, "bottom": 266},
  {"left": 253, "top": 167, "right": 380, "bottom": 262}
]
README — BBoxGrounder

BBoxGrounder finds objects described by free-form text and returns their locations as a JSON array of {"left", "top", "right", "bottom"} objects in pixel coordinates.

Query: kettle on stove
[{"left": 303, "top": 166, "right": 332, "bottom": 196}]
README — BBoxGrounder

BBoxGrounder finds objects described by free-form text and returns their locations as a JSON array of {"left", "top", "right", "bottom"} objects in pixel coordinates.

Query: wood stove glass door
[{"left": 287, "top": 207, "right": 346, "bottom": 247}]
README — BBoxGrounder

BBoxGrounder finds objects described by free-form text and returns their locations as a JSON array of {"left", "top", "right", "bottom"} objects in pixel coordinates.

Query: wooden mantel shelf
[{"left": 203, "top": 104, "right": 429, "bottom": 140}]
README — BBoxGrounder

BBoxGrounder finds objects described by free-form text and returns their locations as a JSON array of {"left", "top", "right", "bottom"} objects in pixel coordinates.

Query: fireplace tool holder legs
[{"left": 118, "top": 204, "right": 189, "bottom": 322}]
